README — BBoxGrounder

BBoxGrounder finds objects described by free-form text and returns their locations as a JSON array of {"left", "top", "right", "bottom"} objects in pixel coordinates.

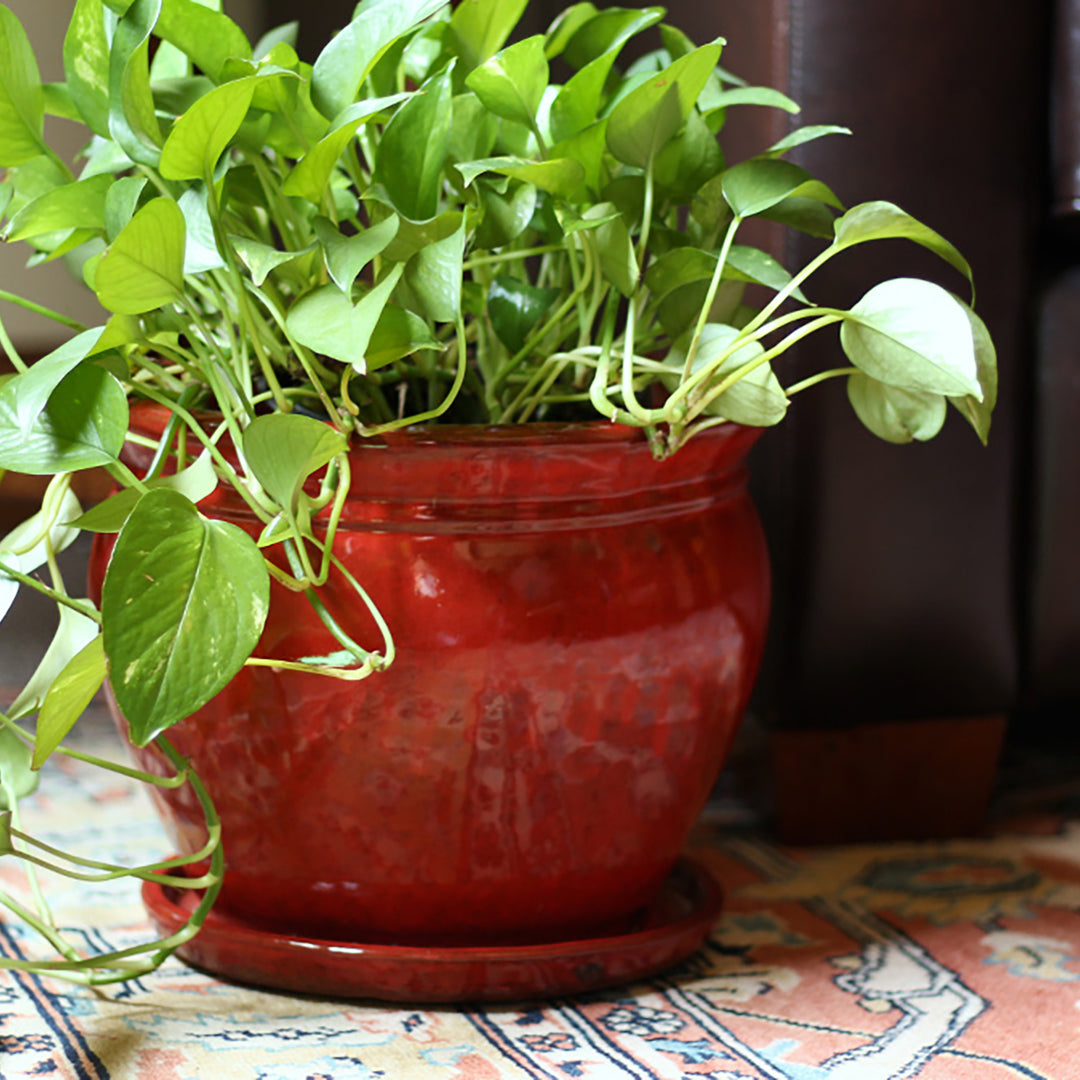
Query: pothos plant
[{"left": 0, "top": 0, "right": 994, "bottom": 984}]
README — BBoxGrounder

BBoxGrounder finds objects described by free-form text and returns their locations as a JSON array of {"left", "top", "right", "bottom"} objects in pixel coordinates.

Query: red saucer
[{"left": 142, "top": 855, "right": 723, "bottom": 1003}]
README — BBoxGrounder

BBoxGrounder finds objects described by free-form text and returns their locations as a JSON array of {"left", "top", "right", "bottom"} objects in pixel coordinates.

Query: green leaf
[
  {"left": 154, "top": 0, "right": 252, "bottom": 83},
  {"left": 312, "top": 214, "right": 398, "bottom": 296},
  {"left": 104, "top": 175, "right": 147, "bottom": 241},
  {"left": 448, "top": 0, "right": 528, "bottom": 70},
  {"left": 457, "top": 155, "right": 585, "bottom": 198},
  {"left": 177, "top": 185, "right": 225, "bottom": 272},
  {"left": 668, "top": 323, "right": 788, "bottom": 426},
  {"left": 840, "top": 277, "right": 981, "bottom": 398},
  {"left": 765, "top": 123, "right": 851, "bottom": 156},
  {"left": 832, "top": 201, "right": 974, "bottom": 293},
  {"left": 405, "top": 215, "right": 466, "bottom": 322},
  {"left": 3, "top": 174, "right": 113, "bottom": 242},
  {"left": 108, "top": 0, "right": 165, "bottom": 167},
  {"left": 0, "top": 5, "right": 46, "bottom": 166},
  {"left": 448, "top": 91, "right": 498, "bottom": 163},
  {"left": 366, "top": 305, "right": 442, "bottom": 371},
  {"left": 606, "top": 40, "right": 723, "bottom": 170},
  {"left": 102, "top": 489, "right": 270, "bottom": 746},
  {"left": 95, "top": 197, "right": 185, "bottom": 314},
  {"left": 488, "top": 275, "right": 561, "bottom": 354},
  {"left": 159, "top": 76, "right": 257, "bottom": 181},
  {"left": 243, "top": 413, "right": 346, "bottom": 514},
  {"left": 0, "top": 362, "right": 127, "bottom": 474},
  {"left": 561, "top": 6, "right": 665, "bottom": 69},
  {"left": 33, "top": 635, "right": 107, "bottom": 769},
  {"left": 465, "top": 35, "right": 548, "bottom": 130},
  {"left": 947, "top": 304, "right": 997, "bottom": 444},
  {"left": 725, "top": 245, "right": 807, "bottom": 300},
  {"left": 0, "top": 727, "right": 37, "bottom": 809},
  {"left": 703, "top": 85, "right": 800, "bottom": 129},
  {"left": 372, "top": 64, "right": 454, "bottom": 222},
  {"left": 653, "top": 106, "right": 723, "bottom": 201},
  {"left": 0, "top": 487, "right": 82, "bottom": 623},
  {"left": 8, "top": 602, "right": 99, "bottom": 719},
  {"left": 43, "top": 82, "right": 81, "bottom": 122},
  {"left": 230, "top": 235, "right": 312, "bottom": 287},
  {"left": 286, "top": 265, "right": 405, "bottom": 373},
  {"left": 70, "top": 452, "right": 218, "bottom": 532},
  {"left": 379, "top": 208, "right": 461, "bottom": 262},
  {"left": 475, "top": 180, "right": 536, "bottom": 248},
  {"left": 760, "top": 195, "right": 837, "bottom": 239},
  {"left": 587, "top": 202, "right": 637, "bottom": 296},
  {"left": 311, "top": 0, "right": 446, "bottom": 121},
  {"left": 721, "top": 158, "right": 843, "bottom": 218},
  {"left": 544, "top": 2, "right": 597, "bottom": 58},
  {"left": 847, "top": 371, "right": 947, "bottom": 444},
  {"left": 549, "top": 121, "right": 607, "bottom": 195},
  {"left": 64, "top": 0, "right": 111, "bottom": 136},
  {"left": 282, "top": 93, "right": 410, "bottom": 204}
]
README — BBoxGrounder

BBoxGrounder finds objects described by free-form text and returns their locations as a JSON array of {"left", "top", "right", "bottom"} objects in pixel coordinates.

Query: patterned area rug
[{"left": 2, "top": 718, "right": 1079, "bottom": 1080}]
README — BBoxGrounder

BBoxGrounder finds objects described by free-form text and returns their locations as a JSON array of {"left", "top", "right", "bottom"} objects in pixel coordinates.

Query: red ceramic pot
[{"left": 90, "top": 409, "right": 769, "bottom": 948}]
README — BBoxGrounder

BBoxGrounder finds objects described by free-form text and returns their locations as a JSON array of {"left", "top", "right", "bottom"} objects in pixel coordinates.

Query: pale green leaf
[
  {"left": 0, "top": 5, "right": 46, "bottom": 166},
  {"left": 8, "top": 602, "right": 99, "bottom": 718},
  {"left": 33, "top": 635, "right": 107, "bottom": 768},
  {"left": 847, "top": 371, "right": 947, "bottom": 444},
  {"left": 242, "top": 413, "right": 347, "bottom": 513},
  {"left": 94, "top": 197, "right": 185, "bottom": 313}
]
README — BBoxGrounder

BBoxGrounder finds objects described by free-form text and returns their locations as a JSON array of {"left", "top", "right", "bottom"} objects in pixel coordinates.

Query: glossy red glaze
[
  {"left": 90, "top": 410, "right": 769, "bottom": 948},
  {"left": 142, "top": 855, "right": 723, "bottom": 1002}
]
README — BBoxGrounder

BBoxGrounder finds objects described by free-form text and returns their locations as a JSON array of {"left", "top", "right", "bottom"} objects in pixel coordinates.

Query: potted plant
[{"left": 0, "top": 0, "right": 994, "bottom": 1001}]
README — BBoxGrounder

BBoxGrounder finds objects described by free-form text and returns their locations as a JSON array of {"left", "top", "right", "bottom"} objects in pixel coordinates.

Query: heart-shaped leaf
[
  {"left": 947, "top": 304, "right": 997, "bottom": 444},
  {"left": 95, "top": 197, "right": 186, "bottom": 314},
  {"left": 372, "top": 64, "right": 454, "bottom": 222},
  {"left": 366, "top": 305, "right": 442, "bottom": 371},
  {"left": 160, "top": 75, "right": 258, "bottom": 181},
  {"left": 721, "top": 158, "right": 843, "bottom": 219},
  {"left": 154, "top": 0, "right": 252, "bottom": 83},
  {"left": 488, "top": 276, "right": 562, "bottom": 354},
  {"left": 448, "top": 0, "right": 529, "bottom": 70},
  {"left": 465, "top": 35, "right": 548, "bottom": 129},
  {"left": 286, "top": 264, "right": 405, "bottom": 372},
  {"left": 847, "top": 371, "right": 947, "bottom": 444},
  {"left": 242, "top": 412, "right": 347, "bottom": 514},
  {"left": 313, "top": 213, "right": 400, "bottom": 295},
  {"left": 840, "top": 277, "right": 980, "bottom": 398},
  {"left": 457, "top": 156, "right": 585, "bottom": 198},
  {"left": 102, "top": 488, "right": 270, "bottom": 746},
  {"left": 405, "top": 216, "right": 466, "bottom": 322},
  {"left": 4, "top": 174, "right": 112, "bottom": 242}
]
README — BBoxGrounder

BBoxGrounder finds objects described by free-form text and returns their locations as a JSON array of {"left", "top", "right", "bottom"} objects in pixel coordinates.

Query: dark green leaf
[
  {"left": 102, "top": 489, "right": 270, "bottom": 746},
  {"left": 653, "top": 106, "right": 723, "bottom": 200},
  {"left": 847, "top": 371, "right": 947, "bottom": 444},
  {"left": 0, "top": 4, "right": 46, "bottom": 166},
  {"left": 372, "top": 64, "right": 454, "bottom": 222},
  {"left": 759, "top": 195, "right": 838, "bottom": 239},
  {"left": 448, "top": 91, "right": 498, "bottom": 163},
  {"left": 242, "top": 413, "right": 346, "bottom": 513},
  {"left": 33, "top": 635, "right": 107, "bottom": 769},
  {"left": 840, "top": 277, "right": 981, "bottom": 397},
  {"left": 95, "top": 197, "right": 185, "bottom": 313},
  {"left": 312, "top": 0, "right": 445, "bottom": 120},
  {"left": 488, "top": 275, "right": 561, "bottom": 354}
]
